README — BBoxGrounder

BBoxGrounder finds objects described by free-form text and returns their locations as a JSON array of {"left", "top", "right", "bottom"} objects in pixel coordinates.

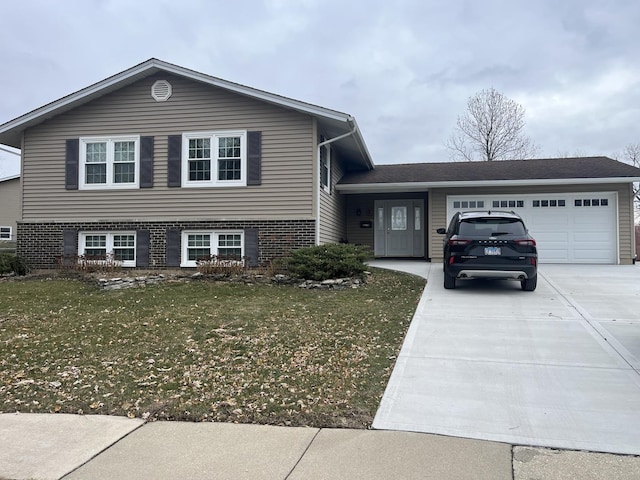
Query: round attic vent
[{"left": 151, "top": 80, "right": 172, "bottom": 102}]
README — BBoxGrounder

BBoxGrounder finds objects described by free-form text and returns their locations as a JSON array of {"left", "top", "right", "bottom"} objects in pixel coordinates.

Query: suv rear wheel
[
  {"left": 444, "top": 272, "right": 456, "bottom": 289},
  {"left": 521, "top": 275, "right": 537, "bottom": 291}
]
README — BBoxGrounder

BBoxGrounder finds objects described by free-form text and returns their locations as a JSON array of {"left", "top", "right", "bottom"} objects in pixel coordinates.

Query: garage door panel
[
  {"left": 536, "top": 232, "right": 569, "bottom": 243},
  {"left": 447, "top": 193, "right": 617, "bottom": 264},
  {"left": 574, "top": 249, "right": 613, "bottom": 261},
  {"left": 537, "top": 214, "right": 569, "bottom": 225},
  {"left": 528, "top": 214, "right": 569, "bottom": 228},
  {"left": 573, "top": 231, "right": 612, "bottom": 242},
  {"left": 541, "top": 249, "right": 571, "bottom": 262}
]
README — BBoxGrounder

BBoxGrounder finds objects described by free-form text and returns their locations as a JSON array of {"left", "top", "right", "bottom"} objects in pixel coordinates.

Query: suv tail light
[
  {"left": 448, "top": 238, "right": 470, "bottom": 246},
  {"left": 515, "top": 239, "right": 536, "bottom": 246}
]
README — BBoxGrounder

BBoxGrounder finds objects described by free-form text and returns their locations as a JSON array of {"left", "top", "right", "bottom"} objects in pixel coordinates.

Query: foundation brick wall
[{"left": 17, "top": 219, "right": 315, "bottom": 269}]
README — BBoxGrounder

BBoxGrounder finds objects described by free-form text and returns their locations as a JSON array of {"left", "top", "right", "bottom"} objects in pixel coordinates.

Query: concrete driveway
[{"left": 370, "top": 262, "right": 640, "bottom": 455}]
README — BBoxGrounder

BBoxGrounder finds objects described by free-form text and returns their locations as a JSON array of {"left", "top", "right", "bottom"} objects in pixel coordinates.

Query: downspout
[{"left": 316, "top": 118, "right": 358, "bottom": 245}]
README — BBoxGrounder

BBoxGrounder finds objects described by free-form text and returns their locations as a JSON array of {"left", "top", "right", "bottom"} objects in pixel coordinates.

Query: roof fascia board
[
  {"left": 336, "top": 176, "right": 640, "bottom": 193},
  {"left": 348, "top": 117, "right": 374, "bottom": 170}
]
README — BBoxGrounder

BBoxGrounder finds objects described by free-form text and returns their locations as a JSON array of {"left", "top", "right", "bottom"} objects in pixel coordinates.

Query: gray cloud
[{"left": 1, "top": 0, "right": 639, "bottom": 165}]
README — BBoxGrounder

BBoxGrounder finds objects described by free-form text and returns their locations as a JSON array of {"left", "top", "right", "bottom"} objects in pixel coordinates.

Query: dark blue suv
[{"left": 437, "top": 211, "right": 538, "bottom": 291}]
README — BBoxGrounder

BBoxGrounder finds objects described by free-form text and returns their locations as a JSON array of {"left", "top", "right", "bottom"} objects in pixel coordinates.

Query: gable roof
[
  {"left": 337, "top": 157, "right": 640, "bottom": 193},
  {"left": 0, "top": 58, "right": 373, "bottom": 170}
]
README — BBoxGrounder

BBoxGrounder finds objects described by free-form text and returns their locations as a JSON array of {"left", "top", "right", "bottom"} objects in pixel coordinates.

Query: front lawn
[{"left": 0, "top": 269, "right": 424, "bottom": 428}]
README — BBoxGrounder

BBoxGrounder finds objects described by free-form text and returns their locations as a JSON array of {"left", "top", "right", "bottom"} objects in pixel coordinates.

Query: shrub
[
  {"left": 56, "top": 254, "right": 122, "bottom": 273},
  {"left": 196, "top": 255, "right": 247, "bottom": 275},
  {"left": 287, "top": 243, "right": 371, "bottom": 281},
  {"left": 0, "top": 253, "right": 11, "bottom": 274},
  {"left": 0, "top": 253, "right": 29, "bottom": 276},
  {"left": 264, "top": 257, "right": 291, "bottom": 277}
]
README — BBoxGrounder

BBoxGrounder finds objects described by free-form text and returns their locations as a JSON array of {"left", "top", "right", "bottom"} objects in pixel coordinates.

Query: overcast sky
[{"left": 1, "top": 0, "right": 639, "bottom": 178}]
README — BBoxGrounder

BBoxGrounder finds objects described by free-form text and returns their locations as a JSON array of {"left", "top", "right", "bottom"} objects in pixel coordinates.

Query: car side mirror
[{"left": 436, "top": 228, "right": 446, "bottom": 234}]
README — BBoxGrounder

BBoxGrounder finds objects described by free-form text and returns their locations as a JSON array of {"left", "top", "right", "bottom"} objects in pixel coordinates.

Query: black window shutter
[
  {"left": 244, "top": 228, "right": 259, "bottom": 267},
  {"left": 140, "top": 137, "right": 154, "bottom": 188},
  {"left": 247, "top": 131, "right": 262, "bottom": 186},
  {"left": 63, "top": 229, "right": 78, "bottom": 256},
  {"left": 166, "top": 228, "right": 182, "bottom": 267},
  {"left": 61, "top": 230, "right": 78, "bottom": 267},
  {"left": 136, "top": 230, "right": 150, "bottom": 267},
  {"left": 65, "top": 139, "right": 79, "bottom": 190},
  {"left": 168, "top": 135, "right": 182, "bottom": 187}
]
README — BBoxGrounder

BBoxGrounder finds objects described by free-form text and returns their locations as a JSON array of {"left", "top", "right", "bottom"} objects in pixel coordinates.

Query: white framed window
[
  {"left": 0, "top": 226, "right": 11, "bottom": 240},
  {"left": 182, "top": 131, "right": 247, "bottom": 187},
  {"left": 180, "top": 231, "right": 244, "bottom": 267},
  {"left": 575, "top": 198, "right": 609, "bottom": 207},
  {"left": 453, "top": 200, "right": 485, "bottom": 209},
  {"left": 78, "top": 232, "right": 137, "bottom": 267},
  {"left": 320, "top": 140, "right": 331, "bottom": 194},
  {"left": 491, "top": 200, "right": 524, "bottom": 208},
  {"left": 79, "top": 136, "right": 140, "bottom": 189},
  {"left": 533, "top": 199, "right": 566, "bottom": 207}
]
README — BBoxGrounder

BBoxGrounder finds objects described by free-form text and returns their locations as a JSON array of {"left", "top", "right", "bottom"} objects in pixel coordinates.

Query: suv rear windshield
[{"left": 459, "top": 218, "right": 526, "bottom": 236}]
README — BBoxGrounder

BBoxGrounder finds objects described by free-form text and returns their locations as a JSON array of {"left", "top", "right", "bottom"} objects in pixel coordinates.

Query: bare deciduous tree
[{"left": 447, "top": 87, "right": 539, "bottom": 161}]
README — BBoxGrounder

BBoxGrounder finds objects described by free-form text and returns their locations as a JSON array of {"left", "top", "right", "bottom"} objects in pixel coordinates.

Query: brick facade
[{"left": 17, "top": 219, "right": 315, "bottom": 269}]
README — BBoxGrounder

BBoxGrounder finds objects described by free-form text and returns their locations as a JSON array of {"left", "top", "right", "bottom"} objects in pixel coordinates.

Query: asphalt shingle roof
[{"left": 338, "top": 157, "right": 640, "bottom": 185}]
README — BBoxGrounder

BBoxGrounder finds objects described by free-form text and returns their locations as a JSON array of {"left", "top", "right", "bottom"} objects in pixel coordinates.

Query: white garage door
[{"left": 446, "top": 193, "right": 618, "bottom": 264}]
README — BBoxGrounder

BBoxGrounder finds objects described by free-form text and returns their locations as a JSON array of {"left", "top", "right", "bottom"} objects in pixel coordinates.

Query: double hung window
[
  {"left": 79, "top": 136, "right": 140, "bottom": 189},
  {"left": 181, "top": 231, "right": 244, "bottom": 267},
  {"left": 79, "top": 232, "right": 136, "bottom": 267},
  {"left": 182, "top": 131, "right": 246, "bottom": 187},
  {"left": 319, "top": 137, "right": 331, "bottom": 193},
  {"left": 0, "top": 226, "right": 11, "bottom": 240}
]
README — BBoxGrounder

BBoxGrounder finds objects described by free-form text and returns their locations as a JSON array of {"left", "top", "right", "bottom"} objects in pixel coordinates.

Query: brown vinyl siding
[
  {"left": 21, "top": 73, "right": 314, "bottom": 222},
  {"left": 428, "top": 189, "right": 447, "bottom": 262},
  {"left": 319, "top": 150, "right": 347, "bottom": 243},
  {"left": 619, "top": 183, "right": 634, "bottom": 264},
  {"left": 427, "top": 183, "right": 634, "bottom": 264}
]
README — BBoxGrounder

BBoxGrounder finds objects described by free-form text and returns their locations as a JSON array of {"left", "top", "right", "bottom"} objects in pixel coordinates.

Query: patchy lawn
[{"left": 0, "top": 269, "right": 424, "bottom": 428}]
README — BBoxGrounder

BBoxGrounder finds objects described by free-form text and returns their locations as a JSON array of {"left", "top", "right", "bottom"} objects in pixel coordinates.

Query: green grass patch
[{"left": 0, "top": 269, "right": 424, "bottom": 428}]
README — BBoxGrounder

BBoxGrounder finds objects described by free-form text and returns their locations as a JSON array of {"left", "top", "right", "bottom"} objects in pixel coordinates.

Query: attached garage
[
  {"left": 446, "top": 192, "right": 618, "bottom": 264},
  {"left": 338, "top": 157, "right": 640, "bottom": 265}
]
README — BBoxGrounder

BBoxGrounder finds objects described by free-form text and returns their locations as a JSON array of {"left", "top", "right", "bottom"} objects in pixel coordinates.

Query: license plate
[{"left": 484, "top": 247, "right": 501, "bottom": 255}]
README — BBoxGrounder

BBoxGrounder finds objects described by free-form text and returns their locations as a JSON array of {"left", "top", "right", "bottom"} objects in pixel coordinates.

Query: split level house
[{"left": 0, "top": 58, "right": 638, "bottom": 269}]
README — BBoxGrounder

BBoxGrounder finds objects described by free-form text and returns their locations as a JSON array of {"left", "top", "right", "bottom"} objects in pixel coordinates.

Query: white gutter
[
  {"left": 316, "top": 119, "right": 358, "bottom": 245},
  {"left": 335, "top": 176, "right": 640, "bottom": 193}
]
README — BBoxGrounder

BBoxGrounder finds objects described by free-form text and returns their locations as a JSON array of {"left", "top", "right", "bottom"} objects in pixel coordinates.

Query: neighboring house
[
  {"left": 0, "top": 59, "right": 638, "bottom": 268},
  {"left": 0, "top": 174, "right": 20, "bottom": 243}
]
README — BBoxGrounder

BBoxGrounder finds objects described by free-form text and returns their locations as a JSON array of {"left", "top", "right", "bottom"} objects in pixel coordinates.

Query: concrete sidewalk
[{"left": 2, "top": 414, "right": 640, "bottom": 480}]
